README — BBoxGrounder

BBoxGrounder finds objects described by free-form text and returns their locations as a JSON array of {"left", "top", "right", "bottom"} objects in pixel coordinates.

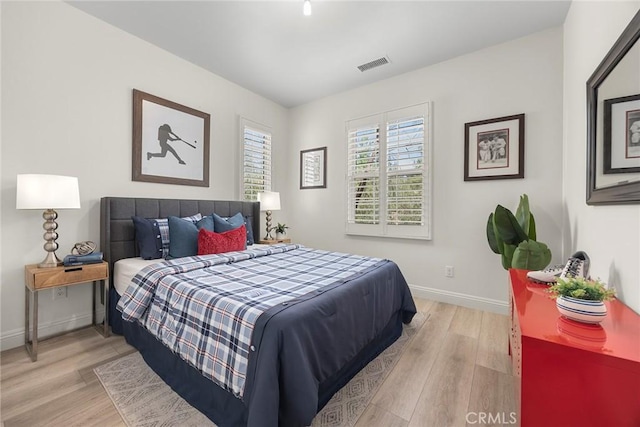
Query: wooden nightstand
[
  {"left": 258, "top": 238, "right": 291, "bottom": 244},
  {"left": 24, "top": 261, "right": 109, "bottom": 361}
]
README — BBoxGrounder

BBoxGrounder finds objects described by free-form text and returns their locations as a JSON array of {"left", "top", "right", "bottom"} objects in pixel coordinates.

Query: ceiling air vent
[{"left": 357, "top": 56, "right": 390, "bottom": 72}]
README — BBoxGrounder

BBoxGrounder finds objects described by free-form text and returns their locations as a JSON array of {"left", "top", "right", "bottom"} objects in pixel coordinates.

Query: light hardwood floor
[{"left": 0, "top": 299, "right": 516, "bottom": 427}]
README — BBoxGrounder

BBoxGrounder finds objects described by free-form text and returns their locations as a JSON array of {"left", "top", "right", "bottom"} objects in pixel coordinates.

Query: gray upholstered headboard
[{"left": 100, "top": 197, "right": 260, "bottom": 288}]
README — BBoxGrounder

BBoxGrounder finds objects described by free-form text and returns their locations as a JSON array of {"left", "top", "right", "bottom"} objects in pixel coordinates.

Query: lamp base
[
  {"left": 38, "top": 252, "right": 62, "bottom": 268},
  {"left": 38, "top": 208, "right": 62, "bottom": 268},
  {"left": 264, "top": 209, "right": 274, "bottom": 240}
]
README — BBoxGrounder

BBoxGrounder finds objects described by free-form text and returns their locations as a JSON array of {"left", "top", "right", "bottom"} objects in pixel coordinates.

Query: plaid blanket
[{"left": 117, "top": 244, "right": 384, "bottom": 398}]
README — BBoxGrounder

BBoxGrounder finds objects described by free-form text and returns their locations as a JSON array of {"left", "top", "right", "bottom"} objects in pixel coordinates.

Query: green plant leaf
[
  {"left": 494, "top": 205, "right": 528, "bottom": 245},
  {"left": 515, "top": 194, "right": 530, "bottom": 236},
  {"left": 548, "top": 276, "right": 616, "bottom": 301},
  {"left": 528, "top": 213, "right": 537, "bottom": 241},
  {"left": 512, "top": 240, "right": 552, "bottom": 271},
  {"left": 501, "top": 243, "right": 517, "bottom": 270},
  {"left": 486, "top": 213, "right": 500, "bottom": 254}
]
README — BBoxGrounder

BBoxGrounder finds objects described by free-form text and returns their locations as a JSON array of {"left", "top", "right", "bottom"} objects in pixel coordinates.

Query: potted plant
[
  {"left": 547, "top": 276, "right": 616, "bottom": 324},
  {"left": 486, "top": 194, "right": 552, "bottom": 271},
  {"left": 274, "top": 223, "right": 289, "bottom": 240}
]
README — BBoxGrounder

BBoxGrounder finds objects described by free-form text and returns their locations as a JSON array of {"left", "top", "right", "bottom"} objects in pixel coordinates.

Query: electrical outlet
[
  {"left": 445, "top": 265, "right": 454, "bottom": 278},
  {"left": 53, "top": 287, "right": 67, "bottom": 300}
]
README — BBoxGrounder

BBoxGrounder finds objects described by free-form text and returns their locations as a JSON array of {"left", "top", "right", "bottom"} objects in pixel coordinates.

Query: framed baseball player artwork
[{"left": 132, "top": 89, "right": 210, "bottom": 187}]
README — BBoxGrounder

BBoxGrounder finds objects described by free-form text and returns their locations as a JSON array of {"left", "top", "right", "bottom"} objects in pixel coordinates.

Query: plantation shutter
[
  {"left": 242, "top": 122, "right": 272, "bottom": 201},
  {"left": 386, "top": 116, "right": 425, "bottom": 225},
  {"left": 345, "top": 102, "right": 431, "bottom": 239},
  {"left": 347, "top": 118, "right": 381, "bottom": 233},
  {"left": 385, "top": 104, "right": 430, "bottom": 239}
]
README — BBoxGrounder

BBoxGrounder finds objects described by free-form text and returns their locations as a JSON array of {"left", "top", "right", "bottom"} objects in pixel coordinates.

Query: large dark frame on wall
[
  {"left": 132, "top": 89, "right": 210, "bottom": 187},
  {"left": 586, "top": 10, "right": 640, "bottom": 205}
]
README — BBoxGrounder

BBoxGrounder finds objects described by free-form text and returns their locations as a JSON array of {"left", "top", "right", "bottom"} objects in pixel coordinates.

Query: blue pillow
[
  {"left": 213, "top": 213, "right": 254, "bottom": 246},
  {"left": 156, "top": 213, "right": 202, "bottom": 258},
  {"left": 167, "top": 215, "right": 214, "bottom": 259},
  {"left": 213, "top": 212, "right": 244, "bottom": 232},
  {"left": 132, "top": 217, "right": 163, "bottom": 260},
  {"left": 244, "top": 217, "right": 255, "bottom": 246}
]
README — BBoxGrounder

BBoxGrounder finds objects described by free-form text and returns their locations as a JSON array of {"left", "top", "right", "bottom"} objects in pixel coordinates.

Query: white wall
[
  {"left": 563, "top": 1, "right": 640, "bottom": 314},
  {"left": 7, "top": 1, "right": 636, "bottom": 352},
  {"left": 287, "top": 28, "right": 564, "bottom": 313},
  {"left": 0, "top": 2, "right": 289, "bottom": 349}
]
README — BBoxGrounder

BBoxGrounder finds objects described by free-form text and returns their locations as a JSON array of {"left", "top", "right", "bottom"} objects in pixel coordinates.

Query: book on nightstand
[{"left": 63, "top": 252, "right": 103, "bottom": 266}]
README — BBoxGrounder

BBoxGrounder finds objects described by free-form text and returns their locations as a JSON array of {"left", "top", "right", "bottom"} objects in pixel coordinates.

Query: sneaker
[
  {"left": 559, "top": 251, "right": 590, "bottom": 280},
  {"left": 527, "top": 265, "right": 565, "bottom": 284}
]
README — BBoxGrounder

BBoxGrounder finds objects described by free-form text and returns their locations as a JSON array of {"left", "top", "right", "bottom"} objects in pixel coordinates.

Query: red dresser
[{"left": 509, "top": 269, "right": 640, "bottom": 427}]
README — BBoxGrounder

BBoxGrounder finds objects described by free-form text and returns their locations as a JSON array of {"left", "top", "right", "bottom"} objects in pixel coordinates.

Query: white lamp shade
[
  {"left": 16, "top": 174, "right": 81, "bottom": 209},
  {"left": 257, "top": 191, "right": 281, "bottom": 211}
]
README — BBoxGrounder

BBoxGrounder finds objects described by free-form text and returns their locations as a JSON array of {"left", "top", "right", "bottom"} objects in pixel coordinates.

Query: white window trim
[
  {"left": 239, "top": 117, "right": 272, "bottom": 201},
  {"left": 345, "top": 102, "right": 432, "bottom": 240}
]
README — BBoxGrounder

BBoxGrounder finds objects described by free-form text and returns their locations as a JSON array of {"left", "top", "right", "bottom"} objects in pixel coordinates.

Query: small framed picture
[
  {"left": 132, "top": 89, "right": 210, "bottom": 187},
  {"left": 300, "top": 147, "right": 327, "bottom": 189},
  {"left": 603, "top": 94, "right": 640, "bottom": 174},
  {"left": 464, "top": 114, "right": 525, "bottom": 181}
]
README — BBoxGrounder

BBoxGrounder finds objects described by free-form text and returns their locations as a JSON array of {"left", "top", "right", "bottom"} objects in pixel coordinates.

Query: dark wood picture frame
[
  {"left": 132, "top": 89, "right": 210, "bottom": 187},
  {"left": 464, "top": 114, "right": 525, "bottom": 181},
  {"left": 586, "top": 10, "right": 640, "bottom": 205},
  {"left": 300, "top": 147, "right": 327, "bottom": 189},
  {"left": 603, "top": 94, "right": 640, "bottom": 175}
]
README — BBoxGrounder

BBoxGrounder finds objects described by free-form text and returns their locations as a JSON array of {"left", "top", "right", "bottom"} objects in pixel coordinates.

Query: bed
[{"left": 100, "top": 197, "right": 416, "bottom": 427}]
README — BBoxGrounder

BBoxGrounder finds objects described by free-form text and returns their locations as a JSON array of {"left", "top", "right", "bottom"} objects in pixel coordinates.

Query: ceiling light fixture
[{"left": 303, "top": 0, "right": 312, "bottom": 16}]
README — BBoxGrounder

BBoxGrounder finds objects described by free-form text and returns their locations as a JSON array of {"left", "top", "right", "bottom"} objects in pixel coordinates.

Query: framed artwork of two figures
[{"left": 464, "top": 114, "right": 525, "bottom": 181}]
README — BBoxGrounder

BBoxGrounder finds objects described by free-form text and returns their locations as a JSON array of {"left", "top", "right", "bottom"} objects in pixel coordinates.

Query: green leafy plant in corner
[
  {"left": 547, "top": 276, "right": 616, "bottom": 301},
  {"left": 486, "top": 194, "right": 552, "bottom": 270},
  {"left": 274, "top": 223, "right": 289, "bottom": 235}
]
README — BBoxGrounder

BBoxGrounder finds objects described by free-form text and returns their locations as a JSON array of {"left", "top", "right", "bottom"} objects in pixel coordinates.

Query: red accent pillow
[{"left": 198, "top": 225, "right": 246, "bottom": 255}]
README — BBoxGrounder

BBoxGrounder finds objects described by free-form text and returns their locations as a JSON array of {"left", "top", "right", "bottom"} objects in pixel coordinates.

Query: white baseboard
[
  {"left": 0, "top": 311, "right": 96, "bottom": 351},
  {"left": 409, "top": 284, "right": 509, "bottom": 315}
]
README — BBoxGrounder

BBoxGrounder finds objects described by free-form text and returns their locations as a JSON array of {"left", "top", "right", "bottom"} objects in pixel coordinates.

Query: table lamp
[
  {"left": 16, "top": 174, "right": 81, "bottom": 268},
  {"left": 257, "top": 191, "right": 280, "bottom": 240}
]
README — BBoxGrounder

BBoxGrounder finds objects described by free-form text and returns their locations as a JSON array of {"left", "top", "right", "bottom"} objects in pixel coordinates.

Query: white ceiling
[{"left": 68, "top": 1, "right": 571, "bottom": 108}]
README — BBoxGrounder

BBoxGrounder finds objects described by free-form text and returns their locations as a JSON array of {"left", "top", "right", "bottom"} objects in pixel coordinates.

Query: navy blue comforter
[{"left": 119, "top": 246, "right": 416, "bottom": 426}]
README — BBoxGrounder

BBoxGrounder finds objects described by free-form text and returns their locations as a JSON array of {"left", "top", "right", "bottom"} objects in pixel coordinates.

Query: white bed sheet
[
  {"left": 114, "top": 244, "right": 272, "bottom": 295},
  {"left": 114, "top": 258, "right": 161, "bottom": 295}
]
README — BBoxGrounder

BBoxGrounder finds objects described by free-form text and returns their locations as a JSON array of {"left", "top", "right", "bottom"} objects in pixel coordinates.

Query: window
[
  {"left": 241, "top": 119, "right": 272, "bottom": 201},
  {"left": 346, "top": 103, "right": 431, "bottom": 239}
]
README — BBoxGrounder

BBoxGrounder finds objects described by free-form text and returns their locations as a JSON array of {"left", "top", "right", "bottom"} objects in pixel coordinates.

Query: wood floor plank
[
  {"left": 108, "top": 336, "right": 136, "bottom": 355},
  {"left": 408, "top": 333, "right": 478, "bottom": 427},
  {"left": 466, "top": 365, "right": 517, "bottom": 427},
  {"left": 355, "top": 403, "right": 409, "bottom": 427},
  {"left": 1, "top": 329, "right": 112, "bottom": 382},
  {"left": 3, "top": 381, "right": 124, "bottom": 427},
  {"left": 476, "top": 311, "right": 511, "bottom": 374},
  {"left": 372, "top": 302, "right": 457, "bottom": 420},
  {"left": 1, "top": 339, "right": 119, "bottom": 392},
  {"left": 413, "top": 297, "right": 434, "bottom": 314},
  {"left": 1, "top": 371, "right": 86, "bottom": 421},
  {"left": 449, "top": 306, "right": 483, "bottom": 339}
]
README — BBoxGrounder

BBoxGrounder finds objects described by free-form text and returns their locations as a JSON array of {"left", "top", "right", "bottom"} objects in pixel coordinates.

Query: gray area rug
[{"left": 95, "top": 312, "right": 424, "bottom": 427}]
